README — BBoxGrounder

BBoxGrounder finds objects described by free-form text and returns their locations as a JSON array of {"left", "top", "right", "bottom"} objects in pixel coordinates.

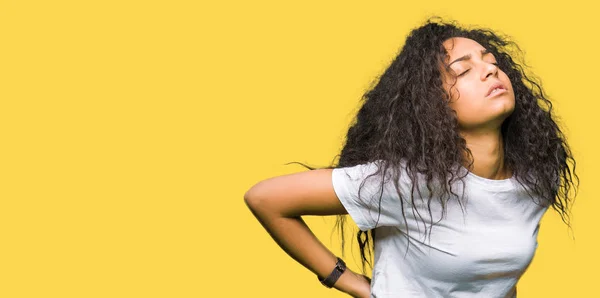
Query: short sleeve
[{"left": 331, "top": 161, "right": 407, "bottom": 231}]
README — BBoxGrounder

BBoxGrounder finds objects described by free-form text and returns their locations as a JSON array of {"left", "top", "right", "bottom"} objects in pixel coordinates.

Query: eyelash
[{"left": 458, "top": 62, "right": 499, "bottom": 77}]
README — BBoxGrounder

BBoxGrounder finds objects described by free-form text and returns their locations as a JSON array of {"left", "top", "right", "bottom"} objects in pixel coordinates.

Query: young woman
[{"left": 244, "top": 17, "right": 579, "bottom": 298}]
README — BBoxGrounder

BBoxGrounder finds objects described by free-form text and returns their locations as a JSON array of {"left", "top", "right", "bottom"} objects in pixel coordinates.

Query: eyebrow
[{"left": 447, "top": 48, "right": 491, "bottom": 68}]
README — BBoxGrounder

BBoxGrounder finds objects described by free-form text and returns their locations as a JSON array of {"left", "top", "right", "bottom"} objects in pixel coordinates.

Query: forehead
[{"left": 442, "top": 37, "right": 485, "bottom": 59}]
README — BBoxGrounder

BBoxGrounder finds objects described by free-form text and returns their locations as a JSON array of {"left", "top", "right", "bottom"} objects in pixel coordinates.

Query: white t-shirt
[{"left": 331, "top": 160, "right": 549, "bottom": 298}]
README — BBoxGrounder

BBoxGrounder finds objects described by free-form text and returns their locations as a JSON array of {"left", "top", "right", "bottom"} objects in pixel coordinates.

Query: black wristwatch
[{"left": 318, "top": 257, "right": 346, "bottom": 288}]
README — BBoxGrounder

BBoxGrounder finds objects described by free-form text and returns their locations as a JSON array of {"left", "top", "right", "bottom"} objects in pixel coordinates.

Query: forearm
[{"left": 246, "top": 203, "right": 368, "bottom": 297}]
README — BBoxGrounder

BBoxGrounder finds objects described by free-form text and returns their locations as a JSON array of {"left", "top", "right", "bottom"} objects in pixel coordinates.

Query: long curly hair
[{"left": 289, "top": 16, "right": 579, "bottom": 275}]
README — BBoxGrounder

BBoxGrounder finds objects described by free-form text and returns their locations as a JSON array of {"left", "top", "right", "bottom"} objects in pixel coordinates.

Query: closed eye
[{"left": 458, "top": 62, "right": 498, "bottom": 77}]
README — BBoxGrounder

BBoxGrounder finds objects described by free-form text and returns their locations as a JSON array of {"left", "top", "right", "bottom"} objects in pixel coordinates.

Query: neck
[{"left": 460, "top": 129, "right": 511, "bottom": 180}]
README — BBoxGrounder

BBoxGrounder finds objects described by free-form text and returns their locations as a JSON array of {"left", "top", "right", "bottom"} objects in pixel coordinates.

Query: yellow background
[{"left": 1, "top": 0, "right": 597, "bottom": 297}]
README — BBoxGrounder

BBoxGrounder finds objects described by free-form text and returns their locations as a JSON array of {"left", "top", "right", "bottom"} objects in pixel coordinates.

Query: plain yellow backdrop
[{"left": 0, "top": 0, "right": 597, "bottom": 297}]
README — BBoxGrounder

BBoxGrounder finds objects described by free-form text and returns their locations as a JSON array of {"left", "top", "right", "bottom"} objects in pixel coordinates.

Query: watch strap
[{"left": 318, "top": 257, "right": 346, "bottom": 288}]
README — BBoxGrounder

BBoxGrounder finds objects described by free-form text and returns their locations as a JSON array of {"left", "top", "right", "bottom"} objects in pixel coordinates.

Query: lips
[{"left": 486, "top": 82, "right": 507, "bottom": 97}]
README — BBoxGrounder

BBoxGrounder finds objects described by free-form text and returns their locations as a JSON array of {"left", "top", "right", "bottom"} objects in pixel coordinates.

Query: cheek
[
  {"left": 447, "top": 84, "right": 484, "bottom": 122},
  {"left": 448, "top": 82, "right": 477, "bottom": 103}
]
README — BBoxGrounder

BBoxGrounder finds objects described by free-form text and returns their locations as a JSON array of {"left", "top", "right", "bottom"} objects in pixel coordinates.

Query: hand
[
  {"left": 352, "top": 274, "right": 371, "bottom": 298},
  {"left": 334, "top": 269, "right": 371, "bottom": 298},
  {"left": 361, "top": 274, "right": 371, "bottom": 284}
]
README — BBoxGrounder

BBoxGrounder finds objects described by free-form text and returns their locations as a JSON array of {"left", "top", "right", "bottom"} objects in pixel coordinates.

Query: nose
[{"left": 481, "top": 62, "right": 499, "bottom": 81}]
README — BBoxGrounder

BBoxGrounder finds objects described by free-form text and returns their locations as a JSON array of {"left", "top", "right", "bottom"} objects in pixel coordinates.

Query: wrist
[{"left": 318, "top": 257, "right": 346, "bottom": 288}]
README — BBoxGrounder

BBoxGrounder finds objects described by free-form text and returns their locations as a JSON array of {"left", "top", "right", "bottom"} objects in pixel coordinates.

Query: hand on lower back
[{"left": 334, "top": 269, "right": 371, "bottom": 298}]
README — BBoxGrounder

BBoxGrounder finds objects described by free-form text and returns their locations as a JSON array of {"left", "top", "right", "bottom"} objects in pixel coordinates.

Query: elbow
[
  {"left": 244, "top": 184, "right": 266, "bottom": 211},
  {"left": 244, "top": 182, "right": 281, "bottom": 217},
  {"left": 244, "top": 188, "right": 257, "bottom": 209}
]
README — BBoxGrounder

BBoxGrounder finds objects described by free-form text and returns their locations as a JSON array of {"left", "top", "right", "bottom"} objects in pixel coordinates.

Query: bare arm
[{"left": 244, "top": 168, "right": 371, "bottom": 298}]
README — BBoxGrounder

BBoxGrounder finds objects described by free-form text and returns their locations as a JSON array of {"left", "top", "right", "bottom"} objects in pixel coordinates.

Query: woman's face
[{"left": 441, "top": 37, "right": 515, "bottom": 132}]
